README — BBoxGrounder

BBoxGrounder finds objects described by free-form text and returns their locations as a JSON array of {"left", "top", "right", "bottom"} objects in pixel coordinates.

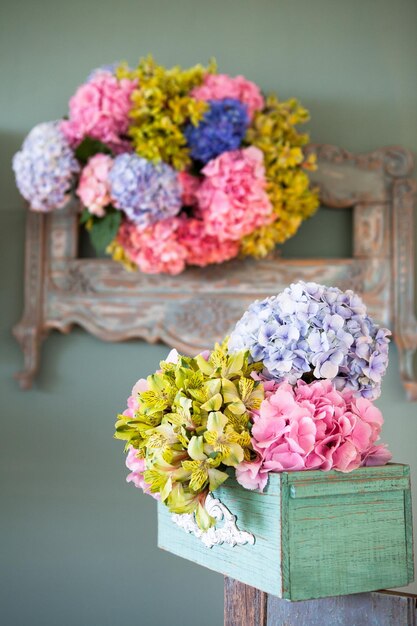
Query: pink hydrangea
[
  {"left": 123, "top": 377, "right": 148, "bottom": 418},
  {"left": 177, "top": 217, "right": 239, "bottom": 267},
  {"left": 61, "top": 73, "right": 137, "bottom": 151},
  {"left": 178, "top": 171, "right": 201, "bottom": 207},
  {"left": 192, "top": 73, "right": 264, "bottom": 120},
  {"left": 123, "top": 351, "right": 179, "bottom": 498},
  {"left": 125, "top": 446, "right": 159, "bottom": 499},
  {"left": 235, "top": 456, "right": 268, "bottom": 492},
  {"left": 117, "top": 217, "right": 188, "bottom": 275},
  {"left": 76, "top": 154, "right": 113, "bottom": 216},
  {"left": 235, "top": 380, "right": 391, "bottom": 491},
  {"left": 196, "top": 146, "right": 273, "bottom": 242}
]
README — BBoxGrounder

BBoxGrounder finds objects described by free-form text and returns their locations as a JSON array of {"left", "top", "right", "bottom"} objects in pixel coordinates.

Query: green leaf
[
  {"left": 89, "top": 210, "right": 122, "bottom": 253},
  {"left": 79, "top": 209, "right": 91, "bottom": 225},
  {"left": 74, "top": 136, "right": 113, "bottom": 164}
]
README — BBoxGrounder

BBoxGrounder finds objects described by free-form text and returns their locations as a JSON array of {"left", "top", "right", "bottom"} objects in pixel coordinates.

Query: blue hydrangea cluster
[
  {"left": 108, "top": 153, "right": 182, "bottom": 226},
  {"left": 12, "top": 121, "right": 80, "bottom": 212},
  {"left": 184, "top": 98, "right": 249, "bottom": 164},
  {"left": 228, "top": 281, "right": 391, "bottom": 400}
]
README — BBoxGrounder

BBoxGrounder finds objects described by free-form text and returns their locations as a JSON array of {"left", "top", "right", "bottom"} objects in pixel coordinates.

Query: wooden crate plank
[
  {"left": 159, "top": 465, "right": 412, "bottom": 600},
  {"left": 158, "top": 478, "right": 283, "bottom": 596},
  {"left": 266, "top": 591, "right": 417, "bottom": 626},
  {"left": 404, "top": 467, "right": 415, "bottom": 582},
  {"left": 288, "top": 490, "right": 410, "bottom": 600}
]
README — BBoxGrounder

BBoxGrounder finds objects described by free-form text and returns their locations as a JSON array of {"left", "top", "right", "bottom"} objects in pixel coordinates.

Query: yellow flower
[
  {"left": 241, "top": 93, "right": 319, "bottom": 257},
  {"left": 106, "top": 240, "right": 137, "bottom": 271},
  {"left": 182, "top": 457, "right": 228, "bottom": 492},
  {"left": 116, "top": 56, "right": 215, "bottom": 170}
]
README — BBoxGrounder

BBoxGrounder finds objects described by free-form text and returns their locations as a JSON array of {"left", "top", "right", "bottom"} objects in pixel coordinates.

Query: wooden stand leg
[
  {"left": 13, "top": 211, "right": 46, "bottom": 389},
  {"left": 224, "top": 578, "right": 267, "bottom": 626},
  {"left": 224, "top": 578, "right": 417, "bottom": 626}
]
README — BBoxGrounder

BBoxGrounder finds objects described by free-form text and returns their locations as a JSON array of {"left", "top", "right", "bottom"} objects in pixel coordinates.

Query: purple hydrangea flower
[
  {"left": 12, "top": 121, "right": 80, "bottom": 212},
  {"left": 228, "top": 281, "right": 391, "bottom": 400},
  {"left": 108, "top": 154, "right": 182, "bottom": 227},
  {"left": 184, "top": 98, "right": 249, "bottom": 164},
  {"left": 86, "top": 62, "right": 120, "bottom": 82}
]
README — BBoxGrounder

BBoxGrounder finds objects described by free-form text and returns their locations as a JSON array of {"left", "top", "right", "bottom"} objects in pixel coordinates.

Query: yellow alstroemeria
[{"left": 203, "top": 412, "right": 245, "bottom": 467}]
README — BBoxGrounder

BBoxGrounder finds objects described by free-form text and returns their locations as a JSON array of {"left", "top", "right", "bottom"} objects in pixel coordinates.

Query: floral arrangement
[
  {"left": 115, "top": 281, "right": 392, "bottom": 530},
  {"left": 13, "top": 57, "right": 319, "bottom": 275}
]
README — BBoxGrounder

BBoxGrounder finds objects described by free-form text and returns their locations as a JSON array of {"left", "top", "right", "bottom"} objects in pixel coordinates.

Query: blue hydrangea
[
  {"left": 184, "top": 98, "right": 249, "bottom": 164},
  {"left": 108, "top": 153, "right": 182, "bottom": 227},
  {"left": 228, "top": 281, "right": 391, "bottom": 400},
  {"left": 12, "top": 121, "right": 80, "bottom": 212}
]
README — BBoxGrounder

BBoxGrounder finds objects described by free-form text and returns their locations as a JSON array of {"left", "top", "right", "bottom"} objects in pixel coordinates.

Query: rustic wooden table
[{"left": 224, "top": 578, "right": 417, "bottom": 626}]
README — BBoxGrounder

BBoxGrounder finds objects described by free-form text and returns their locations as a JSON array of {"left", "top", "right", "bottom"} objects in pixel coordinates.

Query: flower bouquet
[
  {"left": 115, "top": 282, "right": 413, "bottom": 600},
  {"left": 115, "top": 280, "right": 392, "bottom": 522},
  {"left": 115, "top": 282, "right": 414, "bottom": 600},
  {"left": 13, "top": 57, "right": 319, "bottom": 275}
]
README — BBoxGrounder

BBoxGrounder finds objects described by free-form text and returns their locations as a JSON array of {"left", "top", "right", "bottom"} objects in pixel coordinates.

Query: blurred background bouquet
[{"left": 13, "top": 57, "right": 319, "bottom": 275}]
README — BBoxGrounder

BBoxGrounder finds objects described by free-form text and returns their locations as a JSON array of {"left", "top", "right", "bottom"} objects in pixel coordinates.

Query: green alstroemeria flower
[
  {"left": 166, "top": 484, "right": 216, "bottom": 531},
  {"left": 139, "top": 370, "right": 178, "bottom": 417},
  {"left": 203, "top": 411, "right": 246, "bottom": 466},
  {"left": 143, "top": 456, "right": 189, "bottom": 502},
  {"left": 115, "top": 343, "right": 261, "bottom": 531},
  {"left": 183, "top": 434, "right": 229, "bottom": 491},
  {"left": 222, "top": 377, "right": 264, "bottom": 415},
  {"left": 195, "top": 344, "right": 248, "bottom": 380},
  {"left": 114, "top": 412, "right": 156, "bottom": 450}
]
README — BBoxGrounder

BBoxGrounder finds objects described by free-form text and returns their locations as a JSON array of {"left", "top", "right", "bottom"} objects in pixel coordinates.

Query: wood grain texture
[
  {"left": 158, "top": 465, "right": 413, "bottom": 601},
  {"left": 12, "top": 210, "right": 47, "bottom": 390},
  {"left": 266, "top": 590, "right": 417, "bottom": 626},
  {"left": 13, "top": 145, "right": 417, "bottom": 396},
  {"left": 224, "top": 580, "right": 417, "bottom": 626},
  {"left": 224, "top": 578, "right": 267, "bottom": 626},
  {"left": 158, "top": 472, "right": 284, "bottom": 596}
]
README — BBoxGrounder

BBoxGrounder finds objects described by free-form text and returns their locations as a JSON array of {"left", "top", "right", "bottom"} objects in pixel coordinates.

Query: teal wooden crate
[{"left": 158, "top": 464, "right": 414, "bottom": 601}]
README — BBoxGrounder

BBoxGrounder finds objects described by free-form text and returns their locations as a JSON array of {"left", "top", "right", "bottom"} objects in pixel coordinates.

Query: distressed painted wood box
[{"left": 158, "top": 464, "right": 414, "bottom": 601}]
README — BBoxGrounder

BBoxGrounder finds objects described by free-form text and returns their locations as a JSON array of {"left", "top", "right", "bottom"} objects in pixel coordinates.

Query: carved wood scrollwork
[{"left": 13, "top": 145, "right": 417, "bottom": 399}]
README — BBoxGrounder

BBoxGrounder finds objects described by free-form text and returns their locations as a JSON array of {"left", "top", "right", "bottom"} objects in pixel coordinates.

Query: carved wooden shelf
[{"left": 13, "top": 144, "right": 417, "bottom": 397}]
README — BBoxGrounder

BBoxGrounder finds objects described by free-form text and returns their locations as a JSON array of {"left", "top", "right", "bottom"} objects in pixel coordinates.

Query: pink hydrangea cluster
[
  {"left": 118, "top": 213, "right": 241, "bottom": 273},
  {"left": 61, "top": 73, "right": 137, "bottom": 151},
  {"left": 197, "top": 146, "right": 274, "bottom": 242},
  {"left": 76, "top": 153, "right": 113, "bottom": 216},
  {"left": 178, "top": 171, "right": 201, "bottom": 207},
  {"left": 192, "top": 73, "right": 264, "bottom": 120},
  {"left": 236, "top": 379, "right": 392, "bottom": 491},
  {"left": 117, "top": 217, "right": 188, "bottom": 275},
  {"left": 177, "top": 218, "right": 240, "bottom": 267}
]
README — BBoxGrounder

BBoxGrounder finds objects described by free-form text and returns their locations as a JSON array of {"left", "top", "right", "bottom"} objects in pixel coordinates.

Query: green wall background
[{"left": 1, "top": 1, "right": 416, "bottom": 624}]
